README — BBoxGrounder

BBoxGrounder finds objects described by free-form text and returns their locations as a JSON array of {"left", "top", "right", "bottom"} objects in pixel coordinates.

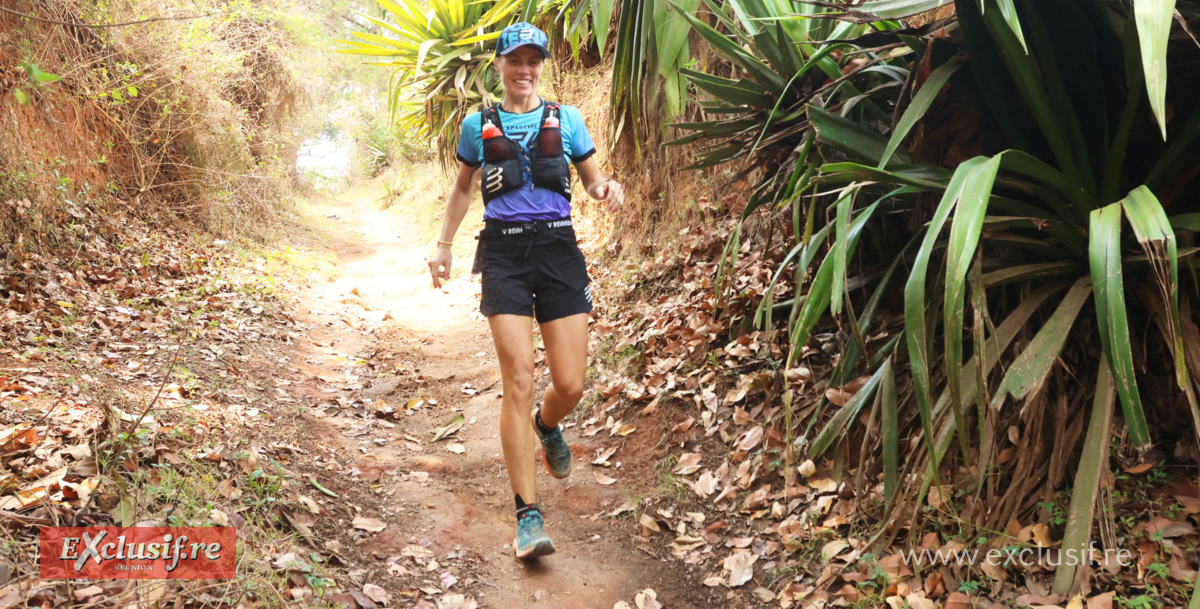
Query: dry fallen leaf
[
  {"left": 402, "top": 544, "right": 434, "bottom": 558},
  {"left": 737, "top": 426, "right": 764, "bottom": 452},
  {"left": 693, "top": 471, "right": 717, "bottom": 498},
  {"left": 1030, "top": 523, "right": 1052, "bottom": 547},
  {"left": 594, "top": 472, "right": 618, "bottom": 485},
  {"left": 1125, "top": 461, "right": 1156, "bottom": 474},
  {"left": 1176, "top": 494, "right": 1200, "bottom": 514},
  {"left": 751, "top": 587, "right": 775, "bottom": 602},
  {"left": 836, "top": 584, "right": 859, "bottom": 603},
  {"left": 675, "top": 452, "right": 703, "bottom": 475},
  {"left": 1086, "top": 591, "right": 1115, "bottom": 609},
  {"left": 445, "top": 443, "right": 465, "bottom": 454},
  {"left": 615, "top": 423, "right": 637, "bottom": 436},
  {"left": 785, "top": 366, "right": 811, "bottom": 383},
  {"left": 825, "top": 375, "right": 871, "bottom": 406},
  {"left": 673, "top": 535, "right": 705, "bottom": 552},
  {"left": 431, "top": 414, "right": 465, "bottom": 442},
  {"left": 209, "top": 509, "right": 230, "bottom": 526},
  {"left": 944, "top": 592, "right": 970, "bottom": 609},
  {"left": 73, "top": 586, "right": 104, "bottom": 601},
  {"left": 592, "top": 446, "right": 618, "bottom": 466},
  {"left": 639, "top": 513, "right": 661, "bottom": 534},
  {"left": 821, "top": 539, "right": 849, "bottom": 563},
  {"left": 609, "top": 499, "right": 637, "bottom": 517},
  {"left": 298, "top": 495, "right": 320, "bottom": 514},
  {"left": 273, "top": 552, "right": 301, "bottom": 569},
  {"left": 724, "top": 550, "right": 758, "bottom": 587},
  {"left": 980, "top": 557, "right": 1007, "bottom": 581},
  {"left": 634, "top": 588, "right": 661, "bottom": 609},
  {"left": 671, "top": 417, "right": 695, "bottom": 434},
  {"left": 905, "top": 592, "right": 936, "bottom": 609},
  {"left": 809, "top": 477, "right": 838, "bottom": 494},
  {"left": 352, "top": 516, "right": 387, "bottom": 533},
  {"left": 363, "top": 584, "right": 390, "bottom": 605},
  {"left": 798, "top": 459, "right": 816, "bottom": 477},
  {"left": 436, "top": 594, "right": 477, "bottom": 609},
  {"left": 1158, "top": 520, "right": 1196, "bottom": 538}
]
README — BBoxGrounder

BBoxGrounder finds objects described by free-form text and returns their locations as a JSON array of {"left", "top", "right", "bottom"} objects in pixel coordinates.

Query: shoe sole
[{"left": 515, "top": 538, "right": 556, "bottom": 560}]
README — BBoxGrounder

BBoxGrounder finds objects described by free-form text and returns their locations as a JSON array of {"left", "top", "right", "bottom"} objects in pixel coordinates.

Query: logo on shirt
[{"left": 505, "top": 127, "right": 536, "bottom": 148}]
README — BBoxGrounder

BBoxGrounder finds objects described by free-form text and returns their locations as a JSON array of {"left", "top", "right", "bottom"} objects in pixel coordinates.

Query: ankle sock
[
  {"left": 515, "top": 493, "right": 527, "bottom": 510},
  {"left": 516, "top": 503, "right": 539, "bottom": 521},
  {"left": 534, "top": 410, "right": 555, "bottom": 434}
]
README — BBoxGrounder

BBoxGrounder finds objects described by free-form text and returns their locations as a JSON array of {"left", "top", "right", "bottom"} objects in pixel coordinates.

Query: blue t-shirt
[{"left": 456, "top": 101, "right": 596, "bottom": 222}]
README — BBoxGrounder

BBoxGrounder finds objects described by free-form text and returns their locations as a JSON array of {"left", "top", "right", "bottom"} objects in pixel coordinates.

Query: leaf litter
[{"left": 0, "top": 197, "right": 504, "bottom": 609}]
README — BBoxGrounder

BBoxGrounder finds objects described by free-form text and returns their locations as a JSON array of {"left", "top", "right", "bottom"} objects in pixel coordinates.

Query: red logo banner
[{"left": 40, "top": 527, "right": 236, "bottom": 580}]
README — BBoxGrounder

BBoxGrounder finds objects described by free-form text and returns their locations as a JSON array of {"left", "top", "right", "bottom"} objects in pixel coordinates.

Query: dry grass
[{"left": 0, "top": 0, "right": 314, "bottom": 255}]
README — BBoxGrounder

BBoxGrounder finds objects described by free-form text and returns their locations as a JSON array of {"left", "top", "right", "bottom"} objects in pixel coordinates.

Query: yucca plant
[
  {"left": 547, "top": 0, "right": 612, "bottom": 62},
  {"left": 336, "top": 0, "right": 530, "bottom": 162},
  {"left": 677, "top": 0, "right": 1200, "bottom": 596},
  {"left": 671, "top": 0, "right": 1020, "bottom": 369},
  {"left": 666, "top": 0, "right": 870, "bottom": 174},
  {"left": 796, "top": 0, "right": 1200, "bottom": 591},
  {"left": 665, "top": 0, "right": 909, "bottom": 337},
  {"left": 608, "top": 0, "right": 710, "bottom": 155}
]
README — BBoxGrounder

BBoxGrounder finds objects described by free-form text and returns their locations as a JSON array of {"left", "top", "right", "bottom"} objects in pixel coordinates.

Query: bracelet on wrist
[{"left": 437, "top": 240, "right": 453, "bottom": 246}]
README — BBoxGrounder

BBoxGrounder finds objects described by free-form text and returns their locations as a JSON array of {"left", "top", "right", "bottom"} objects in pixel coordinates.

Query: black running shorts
[{"left": 472, "top": 218, "right": 593, "bottom": 323}]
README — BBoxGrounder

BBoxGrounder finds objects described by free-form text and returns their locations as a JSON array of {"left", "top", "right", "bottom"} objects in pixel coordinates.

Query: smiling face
[{"left": 495, "top": 45, "right": 545, "bottom": 99}]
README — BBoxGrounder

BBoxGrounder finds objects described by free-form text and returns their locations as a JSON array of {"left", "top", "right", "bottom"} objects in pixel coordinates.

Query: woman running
[{"left": 427, "top": 21, "right": 624, "bottom": 560}]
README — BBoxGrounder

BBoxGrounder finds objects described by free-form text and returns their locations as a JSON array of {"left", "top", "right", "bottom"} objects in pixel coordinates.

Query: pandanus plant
[
  {"left": 336, "top": 0, "right": 530, "bottom": 162},
  {"left": 676, "top": 0, "right": 1200, "bottom": 594}
]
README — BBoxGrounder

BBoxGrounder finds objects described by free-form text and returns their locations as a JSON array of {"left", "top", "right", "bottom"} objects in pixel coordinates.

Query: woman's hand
[
  {"left": 576, "top": 157, "right": 625, "bottom": 214},
  {"left": 429, "top": 244, "right": 453, "bottom": 288},
  {"left": 590, "top": 179, "right": 625, "bottom": 214},
  {"left": 429, "top": 163, "right": 478, "bottom": 289}
]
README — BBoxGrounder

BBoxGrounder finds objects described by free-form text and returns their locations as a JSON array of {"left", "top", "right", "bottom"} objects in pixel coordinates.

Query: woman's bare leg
[
  {"left": 488, "top": 314, "right": 537, "bottom": 503},
  {"left": 538, "top": 312, "right": 589, "bottom": 428}
]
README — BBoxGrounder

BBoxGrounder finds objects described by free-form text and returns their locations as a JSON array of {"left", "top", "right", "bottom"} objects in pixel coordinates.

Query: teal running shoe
[
  {"left": 532, "top": 407, "right": 572, "bottom": 478},
  {"left": 514, "top": 506, "right": 555, "bottom": 560}
]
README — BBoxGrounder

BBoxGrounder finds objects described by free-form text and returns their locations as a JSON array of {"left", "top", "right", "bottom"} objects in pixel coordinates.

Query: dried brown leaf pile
[{"left": 0, "top": 194, "right": 305, "bottom": 606}]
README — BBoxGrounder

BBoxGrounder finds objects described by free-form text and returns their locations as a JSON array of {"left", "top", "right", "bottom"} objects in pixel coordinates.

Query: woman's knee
[
  {"left": 503, "top": 372, "right": 536, "bottom": 401},
  {"left": 554, "top": 380, "right": 584, "bottom": 404}
]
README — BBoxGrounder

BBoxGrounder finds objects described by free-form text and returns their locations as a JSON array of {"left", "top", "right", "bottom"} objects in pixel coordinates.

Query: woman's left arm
[{"left": 575, "top": 157, "right": 625, "bottom": 214}]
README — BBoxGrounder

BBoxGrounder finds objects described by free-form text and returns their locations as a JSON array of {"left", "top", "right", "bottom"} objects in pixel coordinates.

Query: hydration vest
[{"left": 479, "top": 101, "right": 572, "bottom": 204}]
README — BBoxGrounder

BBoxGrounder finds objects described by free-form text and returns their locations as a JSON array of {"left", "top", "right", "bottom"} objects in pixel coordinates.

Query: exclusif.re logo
[{"left": 40, "top": 527, "right": 236, "bottom": 580}]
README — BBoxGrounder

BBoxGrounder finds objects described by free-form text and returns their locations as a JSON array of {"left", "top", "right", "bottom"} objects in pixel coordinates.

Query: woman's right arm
[{"left": 428, "top": 162, "right": 480, "bottom": 288}]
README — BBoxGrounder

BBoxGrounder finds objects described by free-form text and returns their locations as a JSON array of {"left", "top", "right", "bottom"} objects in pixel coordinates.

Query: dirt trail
[{"left": 272, "top": 192, "right": 717, "bottom": 608}]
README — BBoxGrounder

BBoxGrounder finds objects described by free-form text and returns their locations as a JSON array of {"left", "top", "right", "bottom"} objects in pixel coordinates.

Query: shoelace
[{"left": 517, "top": 509, "right": 544, "bottom": 541}]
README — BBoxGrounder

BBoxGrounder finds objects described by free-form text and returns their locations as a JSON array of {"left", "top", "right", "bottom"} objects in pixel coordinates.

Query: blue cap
[{"left": 495, "top": 22, "right": 551, "bottom": 59}]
